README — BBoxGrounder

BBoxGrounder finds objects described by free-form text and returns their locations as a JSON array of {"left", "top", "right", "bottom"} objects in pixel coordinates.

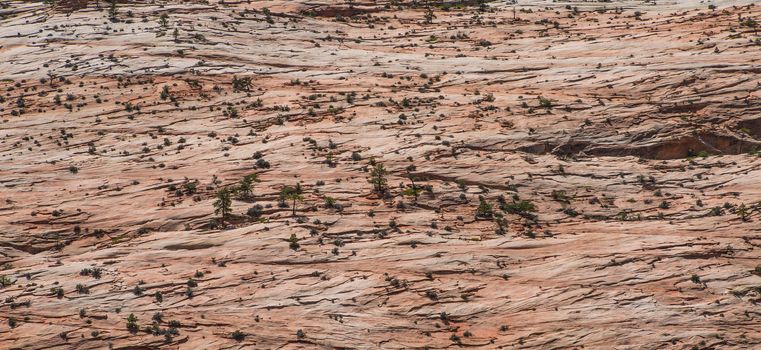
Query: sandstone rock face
[{"left": 1, "top": 1, "right": 760, "bottom": 349}]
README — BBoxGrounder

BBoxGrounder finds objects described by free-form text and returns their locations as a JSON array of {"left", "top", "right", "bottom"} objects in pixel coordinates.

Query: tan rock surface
[{"left": 1, "top": 1, "right": 760, "bottom": 349}]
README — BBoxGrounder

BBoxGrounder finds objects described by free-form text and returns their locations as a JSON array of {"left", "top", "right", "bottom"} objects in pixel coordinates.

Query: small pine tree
[
  {"left": 281, "top": 186, "right": 303, "bottom": 216},
  {"left": 108, "top": 0, "right": 118, "bottom": 22},
  {"left": 737, "top": 203, "right": 749, "bottom": 222},
  {"left": 214, "top": 187, "right": 232, "bottom": 220},
  {"left": 403, "top": 170, "right": 421, "bottom": 201},
  {"left": 424, "top": 8, "right": 436, "bottom": 24},
  {"left": 126, "top": 313, "right": 138, "bottom": 332},
  {"left": 368, "top": 163, "right": 388, "bottom": 194},
  {"left": 476, "top": 196, "right": 494, "bottom": 219},
  {"left": 237, "top": 174, "right": 259, "bottom": 199},
  {"left": 288, "top": 234, "right": 300, "bottom": 250},
  {"left": 160, "top": 85, "right": 170, "bottom": 100}
]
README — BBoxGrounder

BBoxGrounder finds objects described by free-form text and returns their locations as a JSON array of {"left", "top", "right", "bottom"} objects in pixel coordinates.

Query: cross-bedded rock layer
[{"left": 1, "top": 1, "right": 760, "bottom": 349}]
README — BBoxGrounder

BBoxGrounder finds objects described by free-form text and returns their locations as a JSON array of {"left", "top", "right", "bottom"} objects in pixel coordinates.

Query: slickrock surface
[{"left": 1, "top": 1, "right": 761, "bottom": 349}]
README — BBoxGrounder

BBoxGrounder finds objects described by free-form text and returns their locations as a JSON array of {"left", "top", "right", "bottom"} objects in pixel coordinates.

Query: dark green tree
[
  {"left": 476, "top": 196, "right": 494, "bottom": 219},
  {"left": 237, "top": 173, "right": 259, "bottom": 199},
  {"left": 108, "top": 0, "right": 118, "bottom": 22},
  {"left": 280, "top": 186, "right": 303, "bottom": 216},
  {"left": 126, "top": 313, "right": 138, "bottom": 332},
  {"left": 213, "top": 187, "right": 232, "bottom": 220},
  {"left": 368, "top": 163, "right": 388, "bottom": 194},
  {"left": 737, "top": 203, "right": 750, "bottom": 222},
  {"left": 288, "top": 233, "right": 300, "bottom": 250}
]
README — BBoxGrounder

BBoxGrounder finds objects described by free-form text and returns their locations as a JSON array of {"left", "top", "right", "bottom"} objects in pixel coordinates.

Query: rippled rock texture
[{"left": 1, "top": 1, "right": 760, "bottom": 349}]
